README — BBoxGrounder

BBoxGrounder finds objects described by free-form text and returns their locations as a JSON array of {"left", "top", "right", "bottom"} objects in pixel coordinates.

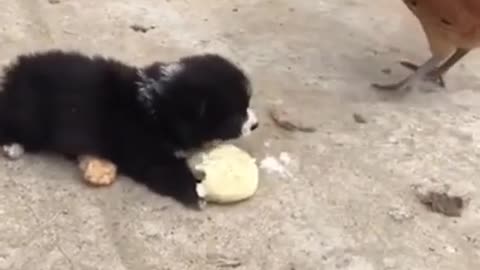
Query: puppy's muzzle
[{"left": 241, "top": 108, "right": 259, "bottom": 136}]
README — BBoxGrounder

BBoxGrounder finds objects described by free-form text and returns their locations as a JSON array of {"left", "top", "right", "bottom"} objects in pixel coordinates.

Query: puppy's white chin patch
[
  {"left": 196, "top": 182, "right": 207, "bottom": 198},
  {"left": 241, "top": 108, "right": 258, "bottom": 137}
]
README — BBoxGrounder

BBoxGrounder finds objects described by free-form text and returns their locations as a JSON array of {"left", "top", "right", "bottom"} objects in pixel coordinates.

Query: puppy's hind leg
[
  {"left": 78, "top": 155, "right": 118, "bottom": 186},
  {"left": 0, "top": 98, "right": 24, "bottom": 160}
]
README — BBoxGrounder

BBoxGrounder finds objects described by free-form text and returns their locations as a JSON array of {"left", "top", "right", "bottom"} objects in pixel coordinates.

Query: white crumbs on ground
[
  {"left": 260, "top": 156, "right": 287, "bottom": 176},
  {"left": 279, "top": 152, "right": 292, "bottom": 165},
  {"left": 260, "top": 152, "right": 296, "bottom": 180}
]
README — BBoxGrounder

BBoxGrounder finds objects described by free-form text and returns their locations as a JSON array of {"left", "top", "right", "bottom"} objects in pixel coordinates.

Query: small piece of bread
[
  {"left": 78, "top": 155, "right": 117, "bottom": 186},
  {"left": 189, "top": 144, "right": 259, "bottom": 204}
]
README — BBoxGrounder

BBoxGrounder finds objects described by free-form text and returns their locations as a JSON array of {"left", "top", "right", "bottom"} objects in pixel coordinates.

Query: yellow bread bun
[{"left": 189, "top": 144, "right": 259, "bottom": 204}]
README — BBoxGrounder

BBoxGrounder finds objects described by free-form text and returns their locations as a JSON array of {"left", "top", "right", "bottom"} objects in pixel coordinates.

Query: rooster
[{"left": 373, "top": 0, "right": 480, "bottom": 91}]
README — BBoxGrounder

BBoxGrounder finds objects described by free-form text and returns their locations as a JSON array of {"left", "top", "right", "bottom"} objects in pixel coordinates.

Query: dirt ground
[{"left": 1, "top": 0, "right": 480, "bottom": 269}]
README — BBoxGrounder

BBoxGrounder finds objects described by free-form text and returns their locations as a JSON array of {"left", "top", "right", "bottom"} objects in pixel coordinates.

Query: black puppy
[{"left": 0, "top": 50, "right": 258, "bottom": 209}]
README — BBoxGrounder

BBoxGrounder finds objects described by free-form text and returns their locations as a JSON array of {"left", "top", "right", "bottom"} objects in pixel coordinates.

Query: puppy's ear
[
  {"left": 136, "top": 69, "right": 165, "bottom": 113},
  {"left": 159, "top": 62, "right": 184, "bottom": 82},
  {"left": 136, "top": 61, "right": 183, "bottom": 102}
]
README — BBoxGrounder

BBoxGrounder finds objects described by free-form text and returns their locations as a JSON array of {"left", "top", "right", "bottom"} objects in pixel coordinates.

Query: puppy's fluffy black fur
[{"left": 0, "top": 50, "right": 256, "bottom": 209}]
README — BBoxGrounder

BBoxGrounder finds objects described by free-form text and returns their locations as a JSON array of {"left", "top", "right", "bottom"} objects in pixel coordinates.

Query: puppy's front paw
[
  {"left": 196, "top": 182, "right": 208, "bottom": 210},
  {"left": 180, "top": 183, "right": 207, "bottom": 211},
  {"left": 191, "top": 168, "right": 208, "bottom": 210},
  {"left": 179, "top": 180, "right": 208, "bottom": 211}
]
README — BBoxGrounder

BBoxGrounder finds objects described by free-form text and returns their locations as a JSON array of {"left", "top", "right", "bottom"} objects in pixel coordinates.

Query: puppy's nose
[{"left": 250, "top": 122, "right": 259, "bottom": 131}]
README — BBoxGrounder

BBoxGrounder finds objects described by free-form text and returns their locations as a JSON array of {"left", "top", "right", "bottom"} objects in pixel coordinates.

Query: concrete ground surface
[{"left": 0, "top": 0, "right": 480, "bottom": 269}]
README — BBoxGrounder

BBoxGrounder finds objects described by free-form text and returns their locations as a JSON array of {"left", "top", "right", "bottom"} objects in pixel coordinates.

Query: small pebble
[
  {"left": 269, "top": 106, "right": 316, "bottom": 132},
  {"left": 417, "top": 191, "right": 466, "bottom": 217},
  {"left": 207, "top": 253, "right": 242, "bottom": 268},
  {"left": 381, "top": 68, "right": 392, "bottom": 74},
  {"left": 353, "top": 113, "right": 367, "bottom": 124},
  {"left": 130, "top": 24, "right": 156, "bottom": 33}
]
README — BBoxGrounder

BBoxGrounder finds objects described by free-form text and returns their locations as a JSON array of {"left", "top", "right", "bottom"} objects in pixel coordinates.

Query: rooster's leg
[
  {"left": 372, "top": 56, "right": 443, "bottom": 91},
  {"left": 399, "top": 48, "right": 469, "bottom": 88}
]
